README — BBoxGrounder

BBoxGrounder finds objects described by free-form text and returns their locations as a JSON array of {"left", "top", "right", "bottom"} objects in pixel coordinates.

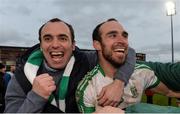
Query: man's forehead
[
  {"left": 42, "top": 21, "right": 69, "bottom": 32},
  {"left": 100, "top": 21, "right": 124, "bottom": 33}
]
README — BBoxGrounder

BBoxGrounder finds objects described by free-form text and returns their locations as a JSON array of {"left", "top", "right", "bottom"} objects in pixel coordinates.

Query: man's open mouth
[{"left": 50, "top": 51, "right": 64, "bottom": 62}]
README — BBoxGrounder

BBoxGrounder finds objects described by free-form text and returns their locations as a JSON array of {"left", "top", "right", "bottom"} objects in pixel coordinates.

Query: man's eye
[
  {"left": 109, "top": 34, "right": 117, "bottom": 38},
  {"left": 59, "top": 37, "right": 68, "bottom": 41},
  {"left": 122, "top": 31, "right": 128, "bottom": 38},
  {"left": 44, "top": 37, "right": 51, "bottom": 41}
]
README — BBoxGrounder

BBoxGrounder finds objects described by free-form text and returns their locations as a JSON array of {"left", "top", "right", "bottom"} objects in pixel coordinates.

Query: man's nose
[
  {"left": 117, "top": 35, "right": 126, "bottom": 42},
  {"left": 52, "top": 38, "right": 61, "bottom": 48}
]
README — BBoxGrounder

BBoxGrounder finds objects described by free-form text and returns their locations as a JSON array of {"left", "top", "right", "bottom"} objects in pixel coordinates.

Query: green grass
[{"left": 141, "top": 93, "right": 178, "bottom": 107}]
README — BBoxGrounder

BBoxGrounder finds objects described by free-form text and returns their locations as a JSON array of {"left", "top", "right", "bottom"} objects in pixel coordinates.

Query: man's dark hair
[
  {"left": 92, "top": 18, "right": 118, "bottom": 42},
  {"left": 0, "top": 63, "right": 5, "bottom": 69},
  {"left": 38, "top": 18, "right": 75, "bottom": 43}
]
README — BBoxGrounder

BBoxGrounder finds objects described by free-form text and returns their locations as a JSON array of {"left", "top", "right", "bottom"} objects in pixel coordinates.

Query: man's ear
[
  {"left": 93, "top": 40, "right": 101, "bottom": 50},
  {"left": 40, "top": 44, "right": 43, "bottom": 51},
  {"left": 72, "top": 41, "right": 76, "bottom": 51}
]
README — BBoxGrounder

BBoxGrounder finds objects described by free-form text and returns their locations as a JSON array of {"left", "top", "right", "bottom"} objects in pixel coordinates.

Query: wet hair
[
  {"left": 38, "top": 18, "right": 75, "bottom": 43},
  {"left": 92, "top": 18, "right": 118, "bottom": 42}
]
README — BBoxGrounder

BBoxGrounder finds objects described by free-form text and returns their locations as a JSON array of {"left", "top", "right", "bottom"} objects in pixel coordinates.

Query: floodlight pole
[
  {"left": 166, "top": 0, "right": 176, "bottom": 105},
  {"left": 170, "top": 15, "right": 174, "bottom": 63}
]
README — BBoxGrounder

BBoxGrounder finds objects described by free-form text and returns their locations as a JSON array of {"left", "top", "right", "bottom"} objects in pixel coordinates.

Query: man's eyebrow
[
  {"left": 58, "top": 34, "right": 68, "bottom": 37},
  {"left": 43, "top": 34, "right": 52, "bottom": 38},
  {"left": 106, "top": 31, "right": 118, "bottom": 35},
  {"left": 42, "top": 34, "right": 68, "bottom": 38}
]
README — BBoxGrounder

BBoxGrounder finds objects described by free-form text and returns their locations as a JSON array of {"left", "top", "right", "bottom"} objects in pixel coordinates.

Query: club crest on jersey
[{"left": 130, "top": 86, "right": 138, "bottom": 98}]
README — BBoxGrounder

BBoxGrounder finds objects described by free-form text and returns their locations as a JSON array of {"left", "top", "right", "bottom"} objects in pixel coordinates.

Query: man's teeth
[
  {"left": 114, "top": 48, "right": 125, "bottom": 52},
  {"left": 51, "top": 52, "right": 64, "bottom": 57}
]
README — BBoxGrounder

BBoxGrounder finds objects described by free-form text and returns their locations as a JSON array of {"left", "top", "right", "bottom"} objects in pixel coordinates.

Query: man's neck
[
  {"left": 99, "top": 59, "right": 117, "bottom": 78},
  {"left": 43, "top": 60, "right": 58, "bottom": 72}
]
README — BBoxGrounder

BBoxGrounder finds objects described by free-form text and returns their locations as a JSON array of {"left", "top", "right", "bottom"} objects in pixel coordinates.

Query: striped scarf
[{"left": 24, "top": 49, "right": 75, "bottom": 112}]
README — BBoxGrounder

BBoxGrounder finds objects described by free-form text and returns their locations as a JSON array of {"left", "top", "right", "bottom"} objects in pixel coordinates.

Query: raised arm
[
  {"left": 137, "top": 61, "right": 180, "bottom": 91},
  {"left": 150, "top": 82, "right": 180, "bottom": 98},
  {"left": 114, "top": 47, "right": 136, "bottom": 84}
]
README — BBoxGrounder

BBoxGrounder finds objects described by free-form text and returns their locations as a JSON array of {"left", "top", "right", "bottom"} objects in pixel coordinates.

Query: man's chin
[
  {"left": 49, "top": 63, "right": 66, "bottom": 70},
  {"left": 113, "top": 57, "right": 126, "bottom": 67},
  {"left": 117, "top": 56, "right": 126, "bottom": 63}
]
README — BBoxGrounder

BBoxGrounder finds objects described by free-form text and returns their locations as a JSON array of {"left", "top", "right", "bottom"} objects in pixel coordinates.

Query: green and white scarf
[{"left": 24, "top": 49, "right": 75, "bottom": 112}]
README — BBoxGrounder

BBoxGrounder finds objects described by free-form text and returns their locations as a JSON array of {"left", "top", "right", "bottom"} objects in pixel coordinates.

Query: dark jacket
[
  {"left": 0, "top": 72, "right": 5, "bottom": 112},
  {"left": 14, "top": 44, "right": 92, "bottom": 113}
]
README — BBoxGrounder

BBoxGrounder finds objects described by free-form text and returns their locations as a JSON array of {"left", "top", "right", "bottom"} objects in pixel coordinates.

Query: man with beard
[
  {"left": 4, "top": 18, "right": 135, "bottom": 113},
  {"left": 76, "top": 18, "right": 180, "bottom": 113}
]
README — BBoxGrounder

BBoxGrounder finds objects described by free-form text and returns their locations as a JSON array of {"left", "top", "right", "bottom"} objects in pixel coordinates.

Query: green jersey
[
  {"left": 137, "top": 61, "right": 180, "bottom": 91},
  {"left": 76, "top": 64, "right": 159, "bottom": 113}
]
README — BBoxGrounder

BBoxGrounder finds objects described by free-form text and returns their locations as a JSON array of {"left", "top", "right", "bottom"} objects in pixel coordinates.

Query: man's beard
[{"left": 102, "top": 44, "right": 127, "bottom": 68}]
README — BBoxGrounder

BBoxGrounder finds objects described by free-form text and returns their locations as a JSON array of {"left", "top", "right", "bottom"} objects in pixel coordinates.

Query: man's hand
[
  {"left": 97, "top": 79, "right": 124, "bottom": 107},
  {"left": 32, "top": 73, "right": 56, "bottom": 99},
  {"left": 94, "top": 106, "right": 124, "bottom": 113}
]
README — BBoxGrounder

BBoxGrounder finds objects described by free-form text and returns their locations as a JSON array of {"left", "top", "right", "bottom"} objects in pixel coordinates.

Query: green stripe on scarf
[
  {"left": 27, "top": 49, "right": 44, "bottom": 66},
  {"left": 59, "top": 76, "right": 70, "bottom": 99}
]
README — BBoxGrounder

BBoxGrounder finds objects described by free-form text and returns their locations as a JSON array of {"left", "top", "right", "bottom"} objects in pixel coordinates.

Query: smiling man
[
  {"left": 40, "top": 21, "right": 75, "bottom": 70},
  {"left": 76, "top": 18, "right": 180, "bottom": 113},
  {"left": 76, "top": 18, "right": 130, "bottom": 113}
]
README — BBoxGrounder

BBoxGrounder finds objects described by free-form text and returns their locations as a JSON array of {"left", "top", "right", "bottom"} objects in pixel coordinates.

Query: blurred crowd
[{"left": 0, "top": 63, "right": 15, "bottom": 112}]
